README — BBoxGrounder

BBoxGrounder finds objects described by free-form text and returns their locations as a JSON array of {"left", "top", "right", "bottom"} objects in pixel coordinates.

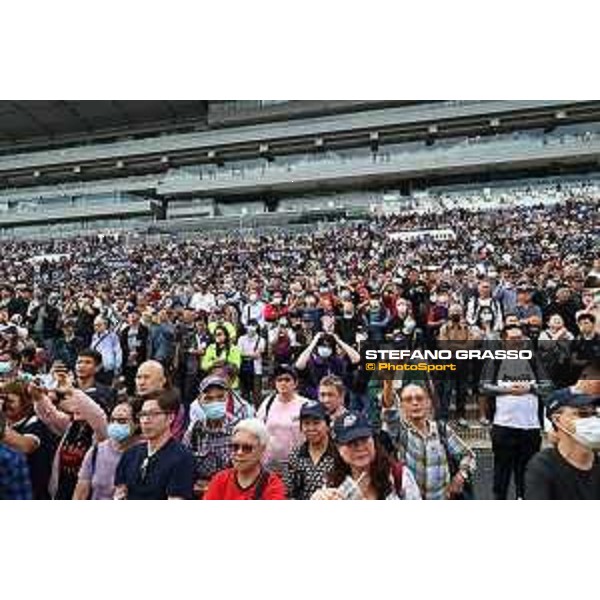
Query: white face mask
[
  {"left": 574, "top": 416, "right": 600, "bottom": 450},
  {"left": 317, "top": 346, "right": 332, "bottom": 359}
]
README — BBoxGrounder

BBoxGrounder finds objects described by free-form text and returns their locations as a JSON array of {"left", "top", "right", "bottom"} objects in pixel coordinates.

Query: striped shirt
[{"left": 382, "top": 409, "right": 476, "bottom": 500}]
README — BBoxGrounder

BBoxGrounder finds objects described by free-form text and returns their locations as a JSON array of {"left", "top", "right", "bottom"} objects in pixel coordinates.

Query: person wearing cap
[
  {"left": 381, "top": 380, "right": 476, "bottom": 500},
  {"left": 257, "top": 365, "right": 309, "bottom": 474},
  {"left": 311, "top": 411, "right": 421, "bottom": 500},
  {"left": 283, "top": 400, "right": 337, "bottom": 500},
  {"left": 188, "top": 375, "right": 255, "bottom": 426},
  {"left": 182, "top": 376, "right": 236, "bottom": 498},
  {"left": 204, "top": 418, "right": 286, "bottom": 500},
  {"left": 525, "top": 386, "right": 600, "bottom": 499}
]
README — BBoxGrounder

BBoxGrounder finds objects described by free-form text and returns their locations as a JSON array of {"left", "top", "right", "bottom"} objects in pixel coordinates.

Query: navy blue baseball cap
[
  {"left": 545, "top": 388, "right": 600, "bottom": 418},
  {"left": 332, "top": 411, "right": 373, "bottom": 444},
  {"left": 300, "top": 400, "right": 328, "bottom": 422}
]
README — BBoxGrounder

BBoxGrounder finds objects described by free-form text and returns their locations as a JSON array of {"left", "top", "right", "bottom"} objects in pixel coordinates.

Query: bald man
[
  {"left": 135, "top": 360, "right": 168, "bottom": 398},
  {"left": 134, "top": 360, "right": 185, "bottom": 440}
]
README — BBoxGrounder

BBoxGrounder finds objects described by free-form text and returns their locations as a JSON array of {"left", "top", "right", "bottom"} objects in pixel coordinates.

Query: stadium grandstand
[
  {"left": 0, "top": 100, "right": 598, "bottom": 501},
  {"left": 0, "top": 100, "right": 600, "bottom": 238}
]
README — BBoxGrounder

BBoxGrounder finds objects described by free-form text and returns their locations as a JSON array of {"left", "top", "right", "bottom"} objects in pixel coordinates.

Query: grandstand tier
[{"left": 0, "top": 100, "right": 599, "bottom": 238}]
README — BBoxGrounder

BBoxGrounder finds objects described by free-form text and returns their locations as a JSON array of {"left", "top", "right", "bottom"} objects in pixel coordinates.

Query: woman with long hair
[{"left": 311, "top": 411, "right": 421, "bottom": 500}]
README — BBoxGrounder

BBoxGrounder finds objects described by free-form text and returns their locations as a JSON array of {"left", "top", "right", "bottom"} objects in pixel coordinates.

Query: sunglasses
[{"left": 231, "top": 442, "right": 257, "bottom": 455}]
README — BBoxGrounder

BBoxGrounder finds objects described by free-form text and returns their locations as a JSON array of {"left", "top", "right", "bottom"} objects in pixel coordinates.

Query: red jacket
[{"left": 263, "top": 303, "right": 288, "bottom": 323}]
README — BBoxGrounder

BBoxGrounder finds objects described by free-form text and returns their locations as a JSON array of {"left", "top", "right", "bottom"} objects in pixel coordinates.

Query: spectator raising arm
[{"left": 32, "top": 384, "right": 108, "bottom": 442}]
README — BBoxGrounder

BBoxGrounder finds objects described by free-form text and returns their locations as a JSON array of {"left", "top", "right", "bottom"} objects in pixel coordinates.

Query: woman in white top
[{"left": 480, "top": 325, "right": 552, "bottom": 499}]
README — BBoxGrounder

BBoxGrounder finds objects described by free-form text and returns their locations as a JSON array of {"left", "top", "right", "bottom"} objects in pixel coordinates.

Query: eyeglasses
[
  {"left": 138, "top": 410, "right": 167, "bottom": 420},
  {"left": 110, "top": 417, "right": 131, "bottom": 425},
  {"left": 231, "top": 442, "right": 257, "bottom": 455},
  {"left": 276, "top": 376, "right": 294, "bottom": 383}
]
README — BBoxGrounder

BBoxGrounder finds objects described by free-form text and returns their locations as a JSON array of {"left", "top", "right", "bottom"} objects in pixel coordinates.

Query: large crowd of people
[{"left": 0, "top": 193, "right": 598, "bottom": 500}]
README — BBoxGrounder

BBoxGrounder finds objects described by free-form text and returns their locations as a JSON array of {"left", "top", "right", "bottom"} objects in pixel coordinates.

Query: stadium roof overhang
[
  {"left": 1, "top": 100, "right": 600, "bottom": 189},
  {"left": 0, "top": 101, "right": 210, "bottom": 151}
]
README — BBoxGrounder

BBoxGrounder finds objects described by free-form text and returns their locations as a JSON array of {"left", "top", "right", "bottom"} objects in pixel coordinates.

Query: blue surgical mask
[
  {"left": 203, "top": 401, "right": 226, "bottom": 421},
  {"left": 107, "top": 423, "right": 131, "bottom": 443},
  {"left": 0, "top": 361, "right": 12, "bottom": 375}
]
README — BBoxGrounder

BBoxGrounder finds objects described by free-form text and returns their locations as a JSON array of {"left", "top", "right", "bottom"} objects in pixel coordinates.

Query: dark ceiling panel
[{"left": 0, "top": 101, "right": 210, "bottom": 149}]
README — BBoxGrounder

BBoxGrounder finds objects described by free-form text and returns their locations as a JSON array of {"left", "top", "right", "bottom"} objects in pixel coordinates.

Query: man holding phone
[{"left": 30, "top": 369, "right": 108, "bottom": 499}]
